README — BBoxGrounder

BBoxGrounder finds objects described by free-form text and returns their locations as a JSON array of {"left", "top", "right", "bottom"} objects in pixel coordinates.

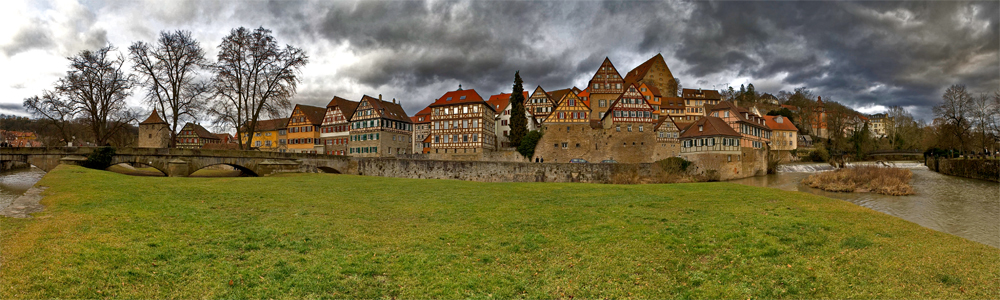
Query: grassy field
[{"left": 2, "top": 165, "right": 997, "bottom": 298}]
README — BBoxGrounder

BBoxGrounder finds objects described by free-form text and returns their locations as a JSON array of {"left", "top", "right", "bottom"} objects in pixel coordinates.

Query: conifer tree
[{"left": 508, "top": 71, "right": 527, "bottom": 147}]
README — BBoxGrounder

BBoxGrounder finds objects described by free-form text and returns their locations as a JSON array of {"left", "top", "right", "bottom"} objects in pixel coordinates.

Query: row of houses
[{"left": 137, "top": 53, "right": 802, "bottom": 178}]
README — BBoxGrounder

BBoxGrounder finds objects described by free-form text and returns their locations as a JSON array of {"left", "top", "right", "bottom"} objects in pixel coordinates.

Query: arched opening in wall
[
  {"left": 317, "top": 166, "right": 341, "bottom": 174},
  {"left": 189, "top": 164, "right": 258, "bottom": 177},
  {"left": 106, "top": 162, "right": 166, "bottom": 176}
]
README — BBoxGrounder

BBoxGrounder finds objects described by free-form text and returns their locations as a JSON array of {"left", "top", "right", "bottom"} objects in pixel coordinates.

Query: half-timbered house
[
  {"left": 588, "top": 58, "right": 625, "bottom": 120},
  {"left": 320, "top": 96, "right": 359, "bottom": 155},
  {"left": 427, "top": 88, "right": 497, "bottom": 154},
  {"left": 286, "top": 104, "right": 326, "bottom": 153},
  {"left": 348, "top": 95, "right": 413, "bottom": 157}
]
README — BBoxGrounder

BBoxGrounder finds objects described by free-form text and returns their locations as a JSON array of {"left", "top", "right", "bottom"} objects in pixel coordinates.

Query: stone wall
[
  {"left": 356, "top": 158, "right": 669, "bottom": 183},
  {"left": 681, "top": 147, "right": 766, "bottom": 181},
  {"left": 926, "top": 157, "right": 999, "bottom": 182},
  {"left": 533, "top": 124, "right": 656, "bottom": 164}
]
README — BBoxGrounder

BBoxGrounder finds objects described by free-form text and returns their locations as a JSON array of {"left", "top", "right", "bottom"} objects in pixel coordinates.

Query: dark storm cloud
[{"left": 650, "top": 1, "right": 998, "bottom": 119}]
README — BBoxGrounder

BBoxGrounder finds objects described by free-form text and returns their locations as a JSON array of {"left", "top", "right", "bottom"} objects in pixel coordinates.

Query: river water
[
  {"left": 0, "top": 167, "right": 47, "bottom": 211},
  {"left": 729, "top": 161, "right": 1000, "bottom": 248}
]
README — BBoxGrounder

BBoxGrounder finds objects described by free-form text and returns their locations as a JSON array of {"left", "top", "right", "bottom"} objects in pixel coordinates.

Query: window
[
  {"left": 639, "top": 126, "right": 643, "bottom": 132},
  {"left": 616, "top": 125, "right": 621, "bottom": 132},
  {"left": 473, "top": 120, "right": 478, "bottom": 128},
  {"left": 561, "top": 142, "right": 568, "bottom": 148},
  {"left": 627, "top": 125, "right": 632, "bottom": 132},
  {"left": 569, "top": 99, "right": 575, "bottom": 106},
  {"left": 255, "top": 141, "right": 262, "bottom": 147},
  {"left": 463, "top": 134, "right": 468, "bottom": 142},
  {"left": 463, "top": 107, "right": 468, "bottom": 113},
  {"left": 472, "top": 134, "right": 478, "bottom": 142}
]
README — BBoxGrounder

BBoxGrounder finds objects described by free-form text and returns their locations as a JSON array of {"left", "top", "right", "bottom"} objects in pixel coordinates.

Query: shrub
[
  {"left": 517, "top": 130, "right": 543, "bottom": 160},
  {"left": 84, "top": 146, "right": 116, "bottom": 170},
  {"left": 809, "top": 146, "right": 829, "bottom": 162},
  {"left": 657, "top": 157, "right": 692, "bottom": 174}
]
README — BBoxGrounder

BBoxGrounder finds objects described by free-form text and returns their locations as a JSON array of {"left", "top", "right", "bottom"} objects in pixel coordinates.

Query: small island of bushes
[{"left": 802, "top": 165, "right": 915, "bottom": 196}]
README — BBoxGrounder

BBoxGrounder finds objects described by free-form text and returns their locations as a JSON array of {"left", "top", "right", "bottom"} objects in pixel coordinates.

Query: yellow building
[
  {"left": 240, "top": 118, "right": 289, "bottom": 152},
  {"left": 286, "top": 104, "right": 326, "bottom": 153}
]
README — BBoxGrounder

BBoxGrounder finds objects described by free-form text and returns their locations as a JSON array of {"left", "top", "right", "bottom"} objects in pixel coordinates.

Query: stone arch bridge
[{"left": 0, "top": 147, "right": 357, "bottom": 177}]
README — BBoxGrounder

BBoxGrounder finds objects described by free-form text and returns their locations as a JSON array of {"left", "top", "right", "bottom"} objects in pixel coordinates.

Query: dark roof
[
  {"left": 361, "top": 95, "right": 412, "bottom": 123},
  {"left": 214, "top": 133, "right": 233, "bottom": 140},
  {"left": 681, "top": 88, "right": 722, "bottom": 100},
  {"left": 140, "top": 109, "right": 167, "bottom": 125},
  {"left": 624, "top": 53, "right": 670, "bottom": 87},
  {"left": 184, "top": 123, "right": 220, "bottom": 139},
  {"left": 709, "top": 101, "right": 767, "bottom": 127},
  {"left": 326, "top": 96, "right": 360, "bottom": 120},
  {"left": 547, "top": 88, "right": 572, "bottom": 104},
  {"left": 430, "top": 89, "right": 491, "bottom": 111},
  {"left": 653, "top": 116, "right": 675, "bottom": 131},
  {"left": 250, "top": 118, "right": 289, "bottom": 132},
  {"left": 294, "top": 104, "right": 327, "bottom": 125},
  {"left": 679, "top": 116, "right": 741, "bottom": 139}
]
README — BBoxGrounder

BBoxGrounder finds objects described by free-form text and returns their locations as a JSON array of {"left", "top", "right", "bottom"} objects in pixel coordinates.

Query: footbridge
[
  {"left": 0, "top": 147, "right": 357, "bottom": 177},
  {"left": 868, "top": 149, "right": 923, "bottom": 157}
]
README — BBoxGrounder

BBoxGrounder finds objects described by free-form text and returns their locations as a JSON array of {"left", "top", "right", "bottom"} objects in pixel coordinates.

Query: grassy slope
[{"left": 1, "top": 165, "right": 997, "bottom": 299}]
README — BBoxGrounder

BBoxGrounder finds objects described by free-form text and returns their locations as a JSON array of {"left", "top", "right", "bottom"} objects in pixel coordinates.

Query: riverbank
[{"left": 2, "top": 165, "right": 996, "bottom": 298}]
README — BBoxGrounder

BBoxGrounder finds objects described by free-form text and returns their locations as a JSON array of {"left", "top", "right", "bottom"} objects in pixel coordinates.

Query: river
[
  {"left": 0, "top": 166, "right": 47, "bottom": 211},
  {"left": 729, "top": 161, "right": 1000, "bottom": 248}
]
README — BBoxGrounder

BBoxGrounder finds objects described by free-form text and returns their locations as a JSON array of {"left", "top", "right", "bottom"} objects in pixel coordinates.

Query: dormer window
[
  {"left": 446, "top": 97, "right": 452, "bottom": 101},
  {"left": 699, "top": 125, "right": 703, "bottom": 132},
  {"left": 460, "top": 96, "right": 466, "bottom": 100}
]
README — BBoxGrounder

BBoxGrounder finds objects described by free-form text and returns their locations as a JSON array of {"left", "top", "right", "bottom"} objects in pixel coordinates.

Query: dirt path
[{"left": 0, "top": 186, "right": 47, "bottom": 218}]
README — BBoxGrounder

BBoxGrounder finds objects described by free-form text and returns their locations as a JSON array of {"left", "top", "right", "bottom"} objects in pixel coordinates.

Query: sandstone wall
[{"left": 357, "top": 158, "right": 667, "bottom": 183}]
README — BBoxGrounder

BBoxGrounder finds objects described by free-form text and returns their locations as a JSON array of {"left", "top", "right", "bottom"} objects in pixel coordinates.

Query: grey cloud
[{"left": 2, "top": 22, "right": 55, "bottom": 57}]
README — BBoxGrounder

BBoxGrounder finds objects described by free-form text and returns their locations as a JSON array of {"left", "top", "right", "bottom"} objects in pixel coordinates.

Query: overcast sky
[{"left": 1, "top": 0, "right": 997, "bottom": 125}]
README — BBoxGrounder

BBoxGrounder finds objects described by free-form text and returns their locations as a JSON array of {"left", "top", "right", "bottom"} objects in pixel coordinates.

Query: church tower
[{"left": 138, "top": 109, "right": 171, "bottom": 148}]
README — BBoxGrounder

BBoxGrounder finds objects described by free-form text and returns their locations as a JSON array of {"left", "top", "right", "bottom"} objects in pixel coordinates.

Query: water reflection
[
  {"left": 730, "top": 162, "right": 1000, "bottom": 248},
  {"left": 0, "top": 167, "right": 47, "bottom": 211}
]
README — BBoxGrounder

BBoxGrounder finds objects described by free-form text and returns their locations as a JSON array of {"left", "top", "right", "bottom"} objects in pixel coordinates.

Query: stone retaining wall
[
  {"left": 357, "top": 158, "right": 666, "bottom": 183},
  {"left": 926, "top": 157, "right": 1000, "bottom": 182}
]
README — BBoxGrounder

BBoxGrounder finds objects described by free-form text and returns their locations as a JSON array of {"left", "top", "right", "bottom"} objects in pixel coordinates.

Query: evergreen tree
[{"left": 508, "top": 71, "right": 527, "bottom": 148}]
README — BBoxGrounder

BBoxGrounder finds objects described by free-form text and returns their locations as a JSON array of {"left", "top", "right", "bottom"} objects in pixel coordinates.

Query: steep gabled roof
[
  {"left": 764, "top": 115, "right": 799, "bottom": 131},
  {"left": 251, "top": 118, "right": 289, "bottom": 132},
  {"left": 710, "top": 101, "right": 767, "bottom": 127},
  {"left": 326, "top": 96, "right": 360, "bottom": 120},
  {"left": 653, "top": 115, "right": 679, "bottom": 131},
  {"left": 140, "top": 109, "right": 167, "bottom": 125},
  {"left": 293, "top": 104, "right": 327, "bottom": 125},
  {"left": 679, "top": 116, "right": 741, "bottom": 139},
  {"left": 599, "top": 82, "right": 652, "bottom": 123},
  {"left": 587, "top": 57, "right": 625, "bottom": 94},
  {"left": 361, "top": 95, "right": 412, "bottom": 123}
]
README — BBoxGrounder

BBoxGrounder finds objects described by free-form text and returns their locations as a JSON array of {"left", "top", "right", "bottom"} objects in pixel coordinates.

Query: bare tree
[
  {"left": 52, "top": 45, "right": 137, "bottom": 146},
  {"left": 933, "top": 84, "right": 973, "bottom": 154},
  {"left": 971, "top": 92, "right": 993, "bottom": 155},
  {"left": 22, "top": 90, "right": 78, "bottom": 146},
  {"left": 130, "top": 30, "right": 212, "bottom": 147},
  {"left": 209, "top": 27, "right": 307, "bottom": 150}
]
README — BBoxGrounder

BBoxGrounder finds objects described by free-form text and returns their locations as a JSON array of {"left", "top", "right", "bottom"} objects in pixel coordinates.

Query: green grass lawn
[{"left": 2, "top": 165, "right": 997, "bottom": 298}]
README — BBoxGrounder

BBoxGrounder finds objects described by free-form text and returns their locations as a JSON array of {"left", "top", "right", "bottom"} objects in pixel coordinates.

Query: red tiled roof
[
  {"left": 485, "top": 91, "right": 529, "bottom": 113},
  {"left": 624, "top": 54, "right": 671, "bottom": 87},
  {"left": 679, "top": 116, "right": 741, "bottom": 139},
  {"left": 547, "top": 88, "right": 572, "bottom": 105},
  {"left": 360, "top": 95, "right": 412, "bottom": 123},
  {"left": 410, "top": 106, "right": 432, "bottom": 124},
  {"left": 140, "top": 109, "right": 167, "bottom": 125},
  {"left": 430, "top": 89, "right": 490, "bottom": 110},
  {"left": 763, "top": 115, "right": 798, "bottom": 131}
]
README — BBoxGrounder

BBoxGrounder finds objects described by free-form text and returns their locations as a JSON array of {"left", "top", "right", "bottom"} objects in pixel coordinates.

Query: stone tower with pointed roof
[{"left": 138, "top": 109, "right": 171, "bottom": 148}]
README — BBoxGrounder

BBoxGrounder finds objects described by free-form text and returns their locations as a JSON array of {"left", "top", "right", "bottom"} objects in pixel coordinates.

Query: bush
[
  {"left": 809, "top": 146, "right": 829, "bottom": 162},
  {"left": 801, "top": 166, "right": 914, "bottom": 195},
  {"left": 517, "top": 130, "right": 543, "bottom": 160},
  {"left": 657, "top": 157, "right": 692, "bottom": 174},
  {"left": 83, "top": 146, "right": 116, "bottom": 170}
]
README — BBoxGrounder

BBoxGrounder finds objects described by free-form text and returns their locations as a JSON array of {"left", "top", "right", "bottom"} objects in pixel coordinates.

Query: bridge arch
[
  {"left": 317, "top": 166, "right": 341, "bottom": 174},
  {"left": 189, "top": 163, "right": 259, "bottom": 177},
  {"left": 107, "top": 162, "right": 167, "bottom": 176}
]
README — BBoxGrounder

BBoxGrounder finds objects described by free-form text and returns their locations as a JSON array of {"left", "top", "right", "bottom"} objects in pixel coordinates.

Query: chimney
[
  {"left": 392, "top": 98, "right": 396, "bottom": 104},
  {"left": 379, "top": 94, "right": 382, "bottom": 101}
]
